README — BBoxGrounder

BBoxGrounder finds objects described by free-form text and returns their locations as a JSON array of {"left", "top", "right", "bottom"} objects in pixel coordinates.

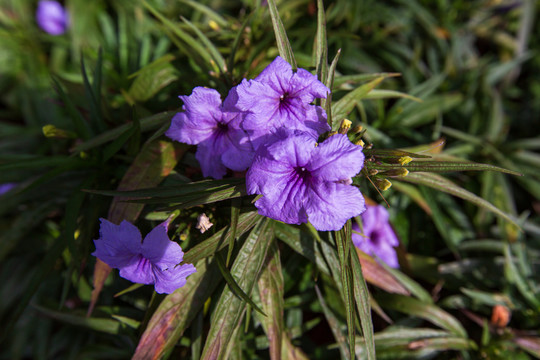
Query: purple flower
[
  {"left": 246, "top": 131, "right": 366, "bottom": 231},
  {"left": 165, "top": 87, "right": 254, "bottom": 179},
  {"left": 36, "top": 1, "right": 69, "bottom": 35},
  {"left": 92, "top": 219, "right": 196, "bottom": 294},
  {"left": 0, "top": 183, "right": 16, "bottom": 196},
  {"left": 234, "top": 56, "right": 331, "bottom": 148},
  {"left": 352, "top": 205, "right": 399, "bottom": 268}
]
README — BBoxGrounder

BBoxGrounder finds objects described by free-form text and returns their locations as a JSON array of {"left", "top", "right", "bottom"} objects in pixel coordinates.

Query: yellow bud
[
  {"left": 338, "top": 119, "right": 352, "bottom": 134},
  {"left": 208, "top": 20, "right": 220, "bottom": 31},
  {"left": 42, "top": 125, "right": 75, "bottom": 139},
  {"left": 399, "top": 156, "right": 413, "bottom": 165},
  {"left": 354, "top": 139, "right": 365, "bottom": 147},
  {"left": 180, "top": 233, "right": 188, "bottom": 241},
  {"left": 384, "top": 168, "right": 409, "bottom": 177},
  {"left": 375, "top": 178, "right": 392, "bottom": 191}
]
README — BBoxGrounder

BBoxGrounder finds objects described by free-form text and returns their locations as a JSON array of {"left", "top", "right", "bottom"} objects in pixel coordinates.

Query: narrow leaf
[
  {"left": 376, "top": 294, "right": 468, "bottom": 337},
  {"left": 200, "top": 219, "right": 273, "bottom": 360},
  {"left": 133, "top": 259, "right": 221, "bottom": 360},
  {"left": 399, "top": 172, "right": 520, "bottom": 227},
  {"left": 314, "top": 0, "right": 328, "bottom": 87},
  {"left": 332, "top": 77, "right": 385, "bottom": 125},
  {"left": 256, "top": 239, "right": 285, "bottom": 360},
  {"left": 215, "top": 254, "right": 266, "bottom": 316},
  {"left": 368, "top": 161, "right": 522, "bottom": 176},
  {"left": 266, "top": 0, "right": 296, "bottom": 69}
]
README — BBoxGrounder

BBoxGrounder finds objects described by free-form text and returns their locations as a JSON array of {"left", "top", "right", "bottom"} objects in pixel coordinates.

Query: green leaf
[
  {"left": 389, "top": 94, "right": 463, "bottom": 128},
  {"left": 215, "top": 254, "right": 266, "bottom": 316},
  {"left": 106, "top": 140, "right": 185, "bottom": 224},
  {"left": 315, "top": 285, "right": 350, "bottom": 360},
  {"left": 367, "top": 160, "right": 522, "bottom": 176},
  {"left": 71, "top": 111, "right": 174, "bottom": 153},
  {"left": 177, "top": 0, "right": 228, "bottom": 27},
  {"left": 335, "top": 223, "right": 358, "bottom": 360},
  {"left": 51, "top": 77, "right": 92, "bottom": 139},
  {"left": 350, "top": 242, "right": 376, "bottom": 359},
  {"left": 226, "top": 199, "right": 241, "bottom": 266},
  {"left": 200, "top": 219, "right": 273, "bottom": 360},
  {"left": 332, "top": 76, "right": 385, "bottom": 125},
  {"left": 398, "top": 172, "right": 520, "bottom": 227},
  {"left": 80, "top": 55, "right": 105, "bottom": 132},
  {"left": 274, "top": 223, "right": 331, "bottom": 276},
  {"left": 128, "top": 54, "right": 179, "bottom": 102},
  {"left": 325, "top": 49, "right": 341, "bottom": 128},
  {"left": 133, "top": 259, "right": 222, "bottom": 360},
  {"left": 333, "top": 73, "right": 401, "bottom": 89},
  {"left": 503, "top": 243, "right": 540, "bottom": 308},
  {"left": 181, "top": 16, "right": 227, "bottom": 75},
  {"left": 142, "top": 1, "right": 218, "bottom": 73},
  {"left": 266, "top": 0, "right": 297, "bottom": 70},
  {"left": 363, "top": 89, "right": 422, "bottom": 102},
  {"left": 314, "top": 0, "right": 327, "bottom": 88},
  {"left": 33, "top": 305, "right": 122, "bottom": 335},
  {"left": 376, "top": 294, "right": 468, "bottom": 338},
  {"left": 256, "top": 239, "right": 285, "bottom": 360}
]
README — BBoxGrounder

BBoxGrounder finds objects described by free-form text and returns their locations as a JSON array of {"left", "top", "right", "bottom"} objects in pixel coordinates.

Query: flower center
[
  {"left": 293, "top": 166, "right": 311, "bottom": 183},
  {"left": 216, "top": 121, "right": 229, "bottom": 134},
  {"left": 279, "top": 92, "right": 292, "bottom": 111}
]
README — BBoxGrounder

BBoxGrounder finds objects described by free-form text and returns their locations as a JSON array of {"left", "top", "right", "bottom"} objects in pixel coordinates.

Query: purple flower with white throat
[
  {"left": 36, "top": 0, "right": 69, "bottom": 35},
  {"left": 246, "top": 130, "right": 366, "bottom": 231},
  {"left": 92, "top": 219, "right": 196, "bottom": 294},
  {"left": 234, "top": 56, "right": 330, "bottom": 148},
  {"left": 165, "top": 87, "right": 254, "bottom": 179},
  {"left": 352, "top": 205, "right": 400, "bottom": 268}
]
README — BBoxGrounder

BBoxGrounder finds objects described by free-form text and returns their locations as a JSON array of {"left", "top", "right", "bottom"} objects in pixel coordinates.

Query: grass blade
[{"left": 266, "top": 0, "right": 297, "bottom": 70}]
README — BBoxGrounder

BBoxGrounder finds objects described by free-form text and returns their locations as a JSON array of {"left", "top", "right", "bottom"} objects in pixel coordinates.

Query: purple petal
[
  {"left": 152, "top": 263, "right": 197, "bottom": 294},
  {"left": 36, "top": 0, "right": 69, "bottom": 35},
  {"left": 141, "top": 222, "right": 185, "bottom": 270},
  {"left": 195, "top": 142, "right": 228, "bottom": 179},
  {"left": 165, "top": 87, "right": 224, "bottom": 144},
  {"left": 235, "top": 56, "right": 330, "bottom": 138},
  {"left": 0, "top": 183, "right": 17, "bottom": 196},
  {"left": 254, "top": 56, "right": 293, "bottom": 83},
  {"left": 308, "top": 134, "right": 365, "bottom": 181},
  {"left": 252, "top": 175, "right": 309, "bottom": 225},
  {"left": 92, "top": 219, "right": 142, "bottom": 269},
  {"left": 305, "top": 180, "right": 366, "bottom": 231},
  {"left": 165, "top": 112, "right": 215, "bottom": 144},
  {"left": 118, "top": 255, "right": 155, "bottom": 284},
  {"left": 352, "top": 206, "right": 400, "bottom": 268},
  {"left": 290, "top": 67, "right": 330, "bottom": 102}
]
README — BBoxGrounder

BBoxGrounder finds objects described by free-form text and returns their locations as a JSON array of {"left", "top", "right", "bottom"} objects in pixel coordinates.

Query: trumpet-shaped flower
[
  {"left": 233, "top": 56, "right": 330, "bottom": 148},
  {"left": 92, "top": 219, "right": 196, "bottom": 294},
  {"left": 165, "top": 87, "right": 254, "bottom": 179},
  {"left": 352, "top": 205, "right": 399, "bottom": 268},
  {"left": 36, "top": 0, "right": 69, "bottom": 35},
  {"left": 246, "top": 131, "right": 365, "bottom": 231}
]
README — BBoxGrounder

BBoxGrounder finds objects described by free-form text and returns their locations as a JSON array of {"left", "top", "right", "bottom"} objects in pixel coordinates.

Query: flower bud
[
  {"left": 338, "top": 119, "right": 352, "bottom": 134},
  {"left": 375, "top": 178, "right": 392, "bottom": 191}
]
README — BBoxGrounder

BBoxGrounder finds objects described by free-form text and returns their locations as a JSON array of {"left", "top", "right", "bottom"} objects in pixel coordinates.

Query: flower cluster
[
  {"left": 92, "top": 219, "right": 196, "bottom": 294},
  {"left": 352, "top": 205, "right": 400, "bottom": 268},
  {"left": 166, "top": 56, "right": 366, "bottom": 231}
]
